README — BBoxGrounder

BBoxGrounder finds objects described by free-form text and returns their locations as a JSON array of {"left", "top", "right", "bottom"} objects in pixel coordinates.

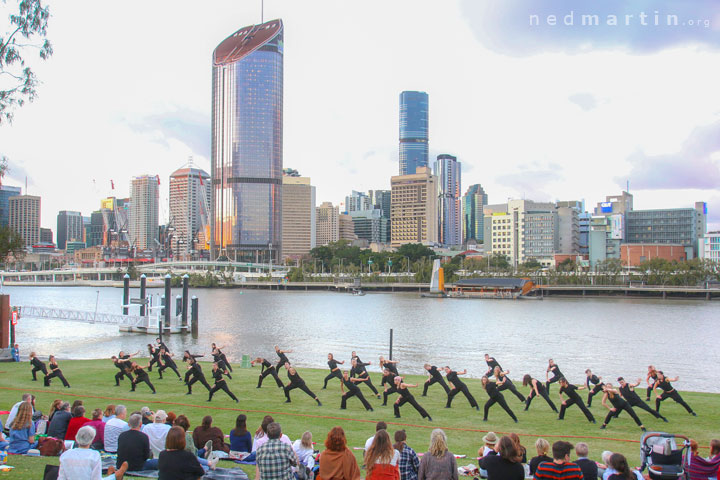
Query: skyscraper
[
  {"left": 344, "top": 191, "right": 371, "bottom": 213},
  {"left": 129, "top": 175, "right": 159, "bottom": 251},
  {"left": 9, "top": 195, "right": 40, "bottom": 247},
  {"left": 462, "top": 184, "right": 488, "bottom": 243},
  {"left": 316, "top": 202, "right": 339, "bottom": 246},
  {"left": 399, "top": 91, "right": 429, "bottom": 175},
  {"left": 211, "top": 19, "right": 284, "bottom": 261},
  {"left": 434, "top": 154, "right": 462, "bottom": 246},
  {"left": 169, "top": 166, "right": 211, "bottom": 259},
  {"left": 57, "top": 210, "right": 84, "bottom": 250},
  {"left": 390, "top": 167, "right": 438, "bottom": 247},
  {"left": 0, "top": 185, "right": 22, "bottom": 227},
  {"left": 282, "top": 173, "right": 316, "bottom": 259},
  {"left": 369, "top": 190, "right": 391, "bottom": 219}
]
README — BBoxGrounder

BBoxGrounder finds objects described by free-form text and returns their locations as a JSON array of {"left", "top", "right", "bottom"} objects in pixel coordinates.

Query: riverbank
[{"left": 1, "top": 359, "right": 717, "bottom": 479}]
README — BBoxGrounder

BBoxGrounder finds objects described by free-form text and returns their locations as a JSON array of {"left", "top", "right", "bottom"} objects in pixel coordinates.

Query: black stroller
[{"left": 639, "top": 431, "right": 690, "bottom": 480}]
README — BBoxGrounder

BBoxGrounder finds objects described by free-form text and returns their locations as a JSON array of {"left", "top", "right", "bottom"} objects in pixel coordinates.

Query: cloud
[
  {"left": 568, "top": 93, "right": 598, "bottom": 111},
  {"left": 460, "top": 0, "right": 720, "bottom": 56},
  {"left": 617, "top": 121, "right": 720, "bottom": 190},
  {"left": 124, "top": 109, "right": 210, "bottom": 158},
  {"left": 496, "top": 168, "right": 563, "bottom": 201}
]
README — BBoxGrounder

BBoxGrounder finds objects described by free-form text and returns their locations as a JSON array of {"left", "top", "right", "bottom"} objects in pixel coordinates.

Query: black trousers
[
  {"left": 158, "top": 362, "right": 181, "bottom": 379},
  {"left": 526, "top": 389, "right": 558, "bottom": 412},
  {"left": 209, "top": 381, "right": 238, "bottom": 401},
  {"left": 285, "top": 382, "right": 316, "bottom": 401},
  {"left": 132, "top": 377, "right": 156, "bottom": 393},
  {"left": 395, "top": 395, "right": 430, "bottom": 419},
  {"left": 446, "top": 384, "right": 478, "bottom": 408},
  {"left": 559, "top": 397, "right": 594, "bottom": 422},
  {"left": 626, "top": 399, "right": 663, "bottom": 419},
  {"left": 357, "top": 375, "right": 379, "bottom": 395},
  {"left": 115, "top": 370, "right": 132, "bottom": 385},
  {"left": 646, "top": 383, "right": 655, "bottom": 400},
  {"left": 45, "top": 370, "right": 70, "bottom": 387},
  {"left": 31, "top": 365, "right": 48, "bottom": 381},
  {"left": 546, "top": 374, "right": 562, "bottom": 393},
  {"left": 484, "top": 393, "right": 517, "bottom": 421},
  {"left": 258, "top": 368, "right": 284, "bottom": 388},
  {"left": 148, "top": 357, "right": 160, "bottom": 372},
  {"left": 383, "top": 386, "right": 398, "bottom": 405},
  {"left": 604, "top": 403, "right": 642, "bottom": 426},
  {"left": 323, "top": 370, "right": 343, "bottom": 388},
  {"left": 184, "top": 369, "right": 193, "bottom": 383},
  {"left": 498, "top": 382, "right": 526, "bottom": 402},
  {"left": 222, "top": 355, "right": 233, "bottom": 372},
  {"left": 423, "top": 377, "right": 450, "bottom": 396},
  {"left": 188, "top": 374, "right": 212, "bottom": 393},
  {"left": 587, "top": 384, "right": 604, "bottom": 407},
  {"left": 341, "top": 389, "right": 372, "bottom": 410},
  {"left": 656, "top": 391, "right": 693, "bottom": 414}
]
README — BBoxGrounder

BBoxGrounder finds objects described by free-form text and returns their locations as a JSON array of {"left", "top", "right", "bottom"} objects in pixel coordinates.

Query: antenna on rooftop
[
  {"left": 626, "top": 180, "right": 630, "bottom": 194},
  {"left": 261, "top": 0, "right": 264, "bottom": 23}
]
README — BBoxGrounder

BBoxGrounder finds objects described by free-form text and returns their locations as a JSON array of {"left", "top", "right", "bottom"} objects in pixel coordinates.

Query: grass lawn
[{"left": 1, "top": 359, "right": 717, "bottom": 479}]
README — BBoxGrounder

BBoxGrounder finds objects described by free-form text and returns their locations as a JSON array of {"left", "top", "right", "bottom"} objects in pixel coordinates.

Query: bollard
[
  {"left": 191, "top": 296, "right": 199, "bottom": 338},
  {"left": 389, "top": 328, "right": 393, "bottom": 360},
  {"left": 164, "top": 274, "right": 171, "bottom": 329},
  {"left": 139, "top": 274, "right": 147, "bottom": 317},
  {"left": 122, "top": 274, "right": 130, "bottom": 315},
  {"left": 175, "top": 295, "right": 182, "bottom": 317},
  {"left": 182, "top": 275, "right": 189, "bottom": 327}
]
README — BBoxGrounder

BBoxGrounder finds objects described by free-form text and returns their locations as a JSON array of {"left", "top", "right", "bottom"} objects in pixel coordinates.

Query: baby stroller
[{"left": 640, "top": 431, "right": 690, "bottom": 480}]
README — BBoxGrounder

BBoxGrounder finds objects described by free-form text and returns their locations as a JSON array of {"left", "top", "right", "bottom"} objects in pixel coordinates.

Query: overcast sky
[{"left": 1, "top": 0, "right": 719, "bottom": 232}]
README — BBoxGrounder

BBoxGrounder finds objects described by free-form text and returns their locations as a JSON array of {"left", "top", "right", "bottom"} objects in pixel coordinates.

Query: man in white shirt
[
  {"left": 6, "top": 393, "right": 33, "bottom": 427},
  {"left": 59, "top": 425, "right": 128, "bottom": 480},
  {"left": 364, "top": 421, "right": 387, "bottom": 451},
  {"left": 140, "top": 410, "right": 170, "bottom": 458},
  {"left": 104, "top": 405, "right": 129, "bottom": 453}
]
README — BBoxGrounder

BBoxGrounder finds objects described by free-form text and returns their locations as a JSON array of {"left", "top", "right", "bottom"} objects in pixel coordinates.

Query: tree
[
  {"left": 557, "top": 258, "right": 577, "bottom": 272},
  {"left": 0, "top": 0, "right": 53, "bottom": 124},
  {"left": 395, "top": 243, "right": 435, "bottom": 262},
  {"left": 0, "top": 225, "right": 24, "bottom": 263}
]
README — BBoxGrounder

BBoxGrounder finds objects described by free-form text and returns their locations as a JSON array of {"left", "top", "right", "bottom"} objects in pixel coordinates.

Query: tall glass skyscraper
[
  {"left": 399, "top": 91, "right": 429, "bottom": 175},
  {"left": 434, "top": 154, "right": 462, "bottom": 246},
  {"left": 463, "top": 184, "right": 488, "bottom": 243},
  {"left": 211, "top": 19, "right": 284, "bottom": 261}
]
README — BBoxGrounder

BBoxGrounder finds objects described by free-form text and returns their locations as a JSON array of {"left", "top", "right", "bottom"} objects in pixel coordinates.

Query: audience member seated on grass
[
  {"left": 65, "top": 405, "right": 91, "bottom": 441},
  {"left": 193, "top": 415, "right": 230, "bottom": 458},
  {"left": 533, "top": 441, "right": 583, "bottom": 480},
  {"left": 710, "top": 439, "right": 720, "bottom": 461},
  {"left": 102, "top": 405, "right": 116, "bottom": 423},
  {"left": 417, "top": 429, "right": 457, "bottom": 480},
  {"left": 48, "top": 399, "right": 63, "bottom": 423},
  {"left": 478, "top": 435, "right": 524, "bottom": 480},
  {"left": 158, "top": 426, "right": 208, "bottom": 480},
  {"left": 606, "top": 453, "right": 642, "bottom": 480},
  {"left": 529, "top": 438, "right": 552, "bottom": 476},
  {"left": 7, "top": 402, "right": 37, "bottom": 454},
  {"left": 256, "top": 422, "right": 297, "bottom": 480},
  {"left": 47, "top": 402, "right": 72, "bottom": 439},
  {"left": 394, "top": 429, "right": 419, "bottom": 480},
  {"left": 173, "top": 415, "right": 211, "bottom": 468},
  {"left": 104, "top": 405, "right": 129, "bottom": 453},
  {"left": 293, "top": 430, "right": 316, "bottom": 470},
  {"left": 509, "top": 433, "right": 527, "bottom": 464},
  {"left": 365, "top": 429, "right": 400, "bottom": 479},
  {"left": 141, "top": 407, "right": 153, "bottom": 425},
  {"left": 6, "top": 393, "right": 34, "bottom": 427},
  {"left": 0, "top": 418, "right": 9, "bottom": 450},
  {"left": 229, "top": 414, "right": 252, "bottom": 453},
  {"left": 142, "top": 409, "right": 171, "bottom": 458},
  {"left": 58, "top": 425, "right": 129, "bottom": 480},
  {"left": 365, "top": 421, "right": 388, "bottom": 451},
  {"left": 318, "top": 426, "right": 361, "bottom": 480},
  {"left": 165, "top": 411, "right": 176, "bottom": 427},
  {"left": 252, "top": 415, "right": 292, "bottom": 453},
  {"left": 477, "top": 431, "right": 498, "bottom": 478},
  {"left": 85, "top": 408, "right": 106, "bottom": 450},
  {"left": 575, "top": 442, "right": 598, "bottom": 480},
  {"left": 116, "top": 413, "right": 157, "bottom": 471}
]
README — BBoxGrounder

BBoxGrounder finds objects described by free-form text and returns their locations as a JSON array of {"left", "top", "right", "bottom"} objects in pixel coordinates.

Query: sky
[{"left": 1, "top": 0, "right": 719, "bottom": 232}]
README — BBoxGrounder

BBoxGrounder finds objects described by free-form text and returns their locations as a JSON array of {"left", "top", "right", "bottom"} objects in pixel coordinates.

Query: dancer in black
[
  {"left": 584, "top": 369, "right": 605, "bottom": 407},
  {"left": 381, "top": 367, "right": 399, "bottom": 406},
  {"left": 379, "top": 356, "right": 399, "bottom": 376},
  {"left": 182, "top": 351, "right": 203, "bottom": 383},
  {"left": 653, "top": 372, "right": 696, "bottom": 416},
  {"left": 422, "top": 364, "right": 450, "bottom": 396},
  {"left": 484, "top": 354, "right": 502, "bottom": 378},
  {"left": 44, "top": 355, "right": 70, "bottom": 388},
  {"left": 481, "top": 376, "right": 518, "bottom": 422},
  {"left": 111, "top": 355, "right": 133, "bottom": 386},
  {"left": 211, "top": 347, "right": 232, "bottom": 379},
  {"left": 351, "top": 358, "right": 379, "bottom": 397},
  {"left": 323, "top": 354, "right": 345, "bottom": 391},
  {"left": 211, "top": 343, "right": 233, "bottom": 372},
  {"left": 208, "top": 363, "right": 238, "bottom": 403},
  {"left": 394, "top": 376, "right": 432, "bottom": 421},
  {"left": 29, "top": 352, "right": 48, "bottom": 381},
  {"left": 275, "top": 345, "right": 292, "bottom": 370},
  {"left": 522, "top": 375, "right": 558, "bottom": 412},
  {"left": 147, "top": 344, "right": 161, "bottom": 372},
  {"left": 340, "top": 371, "right": 373, "bottom": 411},
  {"left": 157, "top": 348, "right": 182, "bottom": 380},
  {"left": 185, "top": 357, "right": 212, "bottom": 395},
  {"left": 545, "top": 359, "right": 563, "bottom": 393},
  {"left": 129, "top": 362, "right": 156, "bottom": 394},
  {"left": 557, "top": 378, "right": 595, "bottom": 423},
  {"left": 617, "top": 377, "right": 667, "bottom": 422},
  {"left": 444, "top": 367, "right": 479, "bottom": 410},
  {"left": 283, "top": 363, "right": 322, "bottom": 406},
  {"left": 494, "top": 366, "right": 526, "bottom": 402},
  {"left": 252, "top": 357, "right": 284, "bottom": 388},
  {"left": 600, "top": 383, "right": 645, "bottom": 431},
  {"left": 155, "top": 338, "right": 169, "bottom": 354},
  {"left": 646, "top": 365, "right": 659, "bottom": 401}
]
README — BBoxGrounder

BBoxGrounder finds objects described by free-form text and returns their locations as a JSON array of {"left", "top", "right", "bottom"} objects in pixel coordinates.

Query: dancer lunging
[
  {"left": 481, "top": 376, "right": 518, "bottom": 423},
  {"left": 185, "top": 357, "right": 212, "bottom": 395},
  {"left": 381, "top": 367, "right": 399, "bottom": 406},
  {"left": 208, "top": 362, "right": 238, "bottom": 403},
  {"left": 422, "top": 364, "right": 450, "bottom": 396},
  {"left": 111, "top": 355, "right": 133, "bottom": 386},
  {"left": 646, "top": 365, "right": 659, "bottom": 401},
  {"left": 654, "top": 372, "right": 696, "bottom": 416},
  {"left": 29, "top": 352, "right": 48, "bottom": 381},
  {"left": 252, "top": 357, "right": 284, "bottom": 388},
  {"left": 545, "top": 359, "right": 563, "bottom": 393},
  {"left": 444, "top": 366, "right": 479, "bottom": 410},
  {"left": 494, "top": 366, "right": 526, "bottom": 402},
  {"left": 283, "top": 363, "right": 322, "bottom": 406},
  {"left": 617, "top": 377, "right": 667, "bottom": 422},
  {"left": 484, "top": 354, "right": 502, "bottom": 378},
  {"left": 275, "top": 345, "right": 292, "bottom": 370},
  {"left": 394, "top": 376, "right": 432, "bottom": 421},
  {"left": 557, "top": 378, "right": 595, "bottom": 423},
  {"left": 522, "top": 374, "right": 558, "bottom": 412},
  {"left": 147, "top": 344, "right": 161, "bottom": 372},
  {"left": 600, "top": 383, "right": 645, "bottom": 431},
  {"left": 340, "top": 371, "right": 373, "bottom": 411},
  {"left": 130, "top": 362, "right": 156, "bottom": 394},
  {"left": 585, "top": 369, "right": 605, "bottom": 407},
  {"left": 211, "top": 343, "right": 233, "bottom": 372},
  {"left": 323, "top": 353, "right": 345, "bottom": 391},
  {"left": 157, "top": 348, "right": 182, "bottom": 380},
  {"left": 211, "top": 347, "right": 233, "bottom": 379},
  {"left": 182, "top": 351, "right": 203, "bottom": 383},
  {"left": 44, "top": 355, "right": 70, "bottom": 388},
  {"left": 378, "top": 356, "right": 399, "bottom": 376},
  {"left": 351, "top": 358, "right": 380, "bottom": 397}
]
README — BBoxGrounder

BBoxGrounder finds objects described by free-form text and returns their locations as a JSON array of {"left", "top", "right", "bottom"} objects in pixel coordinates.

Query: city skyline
[{"left": 0, "top": 1, "right": 718, "bottom": 232}]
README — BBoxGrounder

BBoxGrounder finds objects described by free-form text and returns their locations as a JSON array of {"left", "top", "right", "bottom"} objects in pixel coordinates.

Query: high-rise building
[
  {"left": 463, "top": 184, "right": 488, "bottom": 244},
  {"left": 211, "top": 19, "right": 284, "bottom": 261},
  {"left": 339, "top": 214, "right": 357, "bottom": 242},
  {"left": 625, "top": 203, "right": 706, "bottom": 257},
  {"left": 399, "top": 91, "right": 429, "bottom": 175},
  {"left": 369, "top": 190, "right": 391, "bottom": 219},
  {"left": 9, "top": 195, "right": 40, "bottom": 247},
  {"left": 57, "top": 210, "right": 84, "bottom": 250},
  {"left": 129, "top": 175, "right": 159, "bottom": 251},
  {"left": 434, "top": 154, "right": 462, "bottom": 246},
  {"left": 345, "top": 191, "right": 371, "bottom": 213},
  {"left": 390, "top": 166, "right": 438, "bottom": 247},
  {"left": 86, "top": 211, "right": 104, "bottom": 248},
  {"left": 594, "top": 191, "right": 633, "bottom": 217},
  {"left": 40, "top": 228, "right": 53, "bottom": 244},
  {"left": 350, "top": 209, "right": 389, "bottom": 244},
  {"left": 588, "top": 214, "right": 624, "bottom": 267},
  {"left": 316, "top": 202, "right": 339, "bottom": 246},
  {"left": 0, "top": 185, "right": 22, "bottom": 227},
  {"left": 556, "top": 205, "right": 580, "bottom": 255},
  {"left": 281, "top": 174, "right": 316, "bottom": 259},
  {"left": 169, "top": 166, "right": 211, "bottom": 259}
]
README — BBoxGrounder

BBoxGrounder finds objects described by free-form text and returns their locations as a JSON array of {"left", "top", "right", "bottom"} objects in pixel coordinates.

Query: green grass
[{"left": 1, "top": 360, "right": 717, "bottom": 479}]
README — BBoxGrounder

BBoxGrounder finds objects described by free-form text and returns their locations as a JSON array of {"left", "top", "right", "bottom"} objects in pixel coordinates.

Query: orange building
[{"left": 620, "top": 244, "right": 687, "bottom": 267}]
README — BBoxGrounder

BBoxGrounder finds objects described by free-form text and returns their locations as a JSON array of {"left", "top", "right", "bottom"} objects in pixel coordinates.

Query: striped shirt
[{"left": 534, "top": 461, "right": 584, "bottom": 480}]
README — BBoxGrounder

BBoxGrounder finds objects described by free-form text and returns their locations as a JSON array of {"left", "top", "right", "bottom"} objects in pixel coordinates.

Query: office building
[
  {"left": 129, "top": 175, "right": 159, "bottom": 251},
  {"left": 350, "top": 209, "right": 389, "bottom": 244},
  {"left": 594, "top": 191, "right": 633, "bottom": 217},
  {"left": 40, "top": 228, "right": 53, "bottom": 244},
  {"left": 620, "top": 244, "right": 687, "bottom": 267},
  {"left": 0, "top": 185, "right": 22, "bottom": 227},
  {"left": 463, "top": 184, "right": 488, "bottom": 244},
  {"left": 281, "top": 174, "right": 316, "bottom": 259},
  {"left": 588, "top": 214, "right": 624, "bottom": 267},
  {"left": 369, "top": 190, "right": 391, "bottom": 219},
  {"left": 700, "top": 232, "right": 720, "bottom": 263},
  {"left": 556, "top": 204, "right": 580, "bottom": 255},
  {"left": 169, "top": 166, "right": 211, "bottom": 259},
  {"left": 399, "top": 91, "right": 429, "bottom": 175},
  {"left": 390, "top": 166, "right": 438, "bottom": 247},
  {"left": 339, "top": 214, "right": 357, "bottom": 242},
  {"left": 625, "top": 202, "right": 706, "bottom": 256},
  {"left": 434, "top": 154, "right": 462, "bottom": 246},
  {"left": 9, "top": 194, "right": 40, "bottom": 247},
  {"left": 345, "top": 191, "right": 371, "bottom": 213},
  {"left": 57, "top": 210, "right": 84, "bottom": 250},
  {"left": 316, "top": 202, "right": 339, "bottom": 246},
  {"left": 211, "top": 19, "right": 284, "bottom": 261}
]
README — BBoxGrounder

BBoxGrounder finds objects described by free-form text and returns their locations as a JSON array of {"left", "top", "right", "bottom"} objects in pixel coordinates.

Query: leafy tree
[
  {"left": 288, "top": 267, "right": 304, "bottom": 282},
  {"left": 395, "top": 243, "right": 435, "bottom": 262},
  {"left": 557, "top": 258, "right": 577, "bottom": 272},
  {"left": 0, "top": 225, "right": 24, "bottom": 263},
  {"left": 1, "top": 0, "right": 53, "bottom": 124}
]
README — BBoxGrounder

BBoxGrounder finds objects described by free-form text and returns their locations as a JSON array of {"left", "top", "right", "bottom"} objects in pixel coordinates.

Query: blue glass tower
[
  {"left": 399, "top": 91, "right": 429, "bottom": 175},
  {"left": 0, "top": 185, "right": 22, "bottom": 227}
]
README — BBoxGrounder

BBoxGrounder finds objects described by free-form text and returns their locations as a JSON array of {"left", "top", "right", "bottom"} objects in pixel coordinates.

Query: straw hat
[{"left": 482, "top": 432, "right": 498, "bottom": 445}]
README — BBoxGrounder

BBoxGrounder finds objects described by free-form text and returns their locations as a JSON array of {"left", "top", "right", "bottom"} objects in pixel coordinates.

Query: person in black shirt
[
  {"left": 44, "top": 355, "right": 70, "bottom": 388},
  {"left": 323, "top": 353, "right": 345, "bottom": 391},
  {"left": 584, "top": 369, "right": 605, "bottom": 407},
  {"left": 284, "top": 363, "right": 322, "bottom": 406},
  {"left": 275, "top": 345, "right": 292, "bottom": 370},
  {"left": 29, "top": 352, "right": 48, "bottom": 381},
  {"left": 393, "top": 376, "right": 432, "bottom": 421},
  {"left": 617, "top": 377, "right": 667, "bottom": 422},
  {"left": 484, "top": 354, "right": 502, "bottom": 378},
  {"left": 381, "top": 367, "right": 399, "bottom": 406},
  {"left": 646, "top": 365, "right": 659, "bottom": 401},
  {"left": 157, "top": 348, "right": 182, "bottom": 380},
  {"left": 182, "top": 351, "right": 203, "bottom": 383},
  {"left": 557, "top": 378, "right": 595, "bottom": 423},
  {"left": 340, "top": 370, "right": 373, "bottom": 411},
  {"left": 208, "top": 362, "right": 238, "bottom": 403},
  {"left": 653, "top": 371, "right": 696, "bottom": 416},
  {"left": 211, "top": 347, "right": 232, "bottom": 380},
  {"left": 155, "top": 338, "right": 169, "bottom": 354},
  {"left": 379, "top": 356, "right": 399, "bottom": 376},
  {"left": 111, "top": 355, "right": 133, "bottom": 386},
  {"left": 147, "top": 344, "right": 161, "bottom": 372},
  {"left": 211, "top": 343, "right": 233, "bottom": 372},
  {"left": 444, "top": 366, "right": 479, "bottom": 410},
  {"left": 545, "top": 359, "right": 563, "bottom": 394},
  {"left": 185, "top": 356, "right": 212, "bottom": 395},
  {"left": 422, "top": 364, "right": 450, "bottom": 396},
  {"left": 351, "top": 358, "right": 379, "bottom": 397},
  {"left": 130, "top": 362, "right": 156, "bottom": 394},
  {"left": 600, "top": 383, "right": 645, "bottom": 431},
  {"left": 481, "top": 376, "right": 518, "bottom": 422},
  {"left": 494, "top": 367, "right": 526, "bottom": 402},
  {"left": 252, "top": 357, "right": 284, "bottom": 388},
  {"left": 522, "top": 375, "right": 558, "bottom": 412}
]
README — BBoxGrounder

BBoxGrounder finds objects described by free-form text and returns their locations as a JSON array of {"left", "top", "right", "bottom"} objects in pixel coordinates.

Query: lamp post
[{"left": 404, "top": 256, "right": 410, "bottom": 274}]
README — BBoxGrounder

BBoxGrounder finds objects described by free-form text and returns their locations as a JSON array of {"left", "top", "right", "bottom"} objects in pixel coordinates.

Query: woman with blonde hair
[
  {"left": 418, "top": 429, "right": 458, "bottom": 480},
  {"left": 293, "top": 431, "right": 316, "bottom": 470},
  {"left": 528, "top": 438, "right": 551, "bottom": 476},
  {"left": 8, "top": 402, "right": 37, "bottom": 454},
  {"left": 365, "top": 429, "right": 400, "bottom": 479},
  {"left": 48, "top": 399, "right": 63, "bottom": 422}
]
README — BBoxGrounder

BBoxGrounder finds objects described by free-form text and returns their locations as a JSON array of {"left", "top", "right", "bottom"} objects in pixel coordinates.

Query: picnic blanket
[
  {"left": 686, "top": 454, "right": 720, "bottom": 480},
  {"left": 101, "top": 453, "right": 250, "bottom": 479}
]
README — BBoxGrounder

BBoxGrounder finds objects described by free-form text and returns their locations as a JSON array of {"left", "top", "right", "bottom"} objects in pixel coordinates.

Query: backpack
[{"left": 38, "top": 436, "right": 65, "bottom": 457}]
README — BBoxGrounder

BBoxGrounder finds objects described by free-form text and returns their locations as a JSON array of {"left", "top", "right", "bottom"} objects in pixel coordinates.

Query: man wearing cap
[
  {"left": 478, "top": 432, "right": 498, "bottom": 478},
  {"left": 533, "top": 441, "right": 583, "bottom": 479},
  {"left": 141, "top": 410, "right": 171, "bottom": 458}
]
